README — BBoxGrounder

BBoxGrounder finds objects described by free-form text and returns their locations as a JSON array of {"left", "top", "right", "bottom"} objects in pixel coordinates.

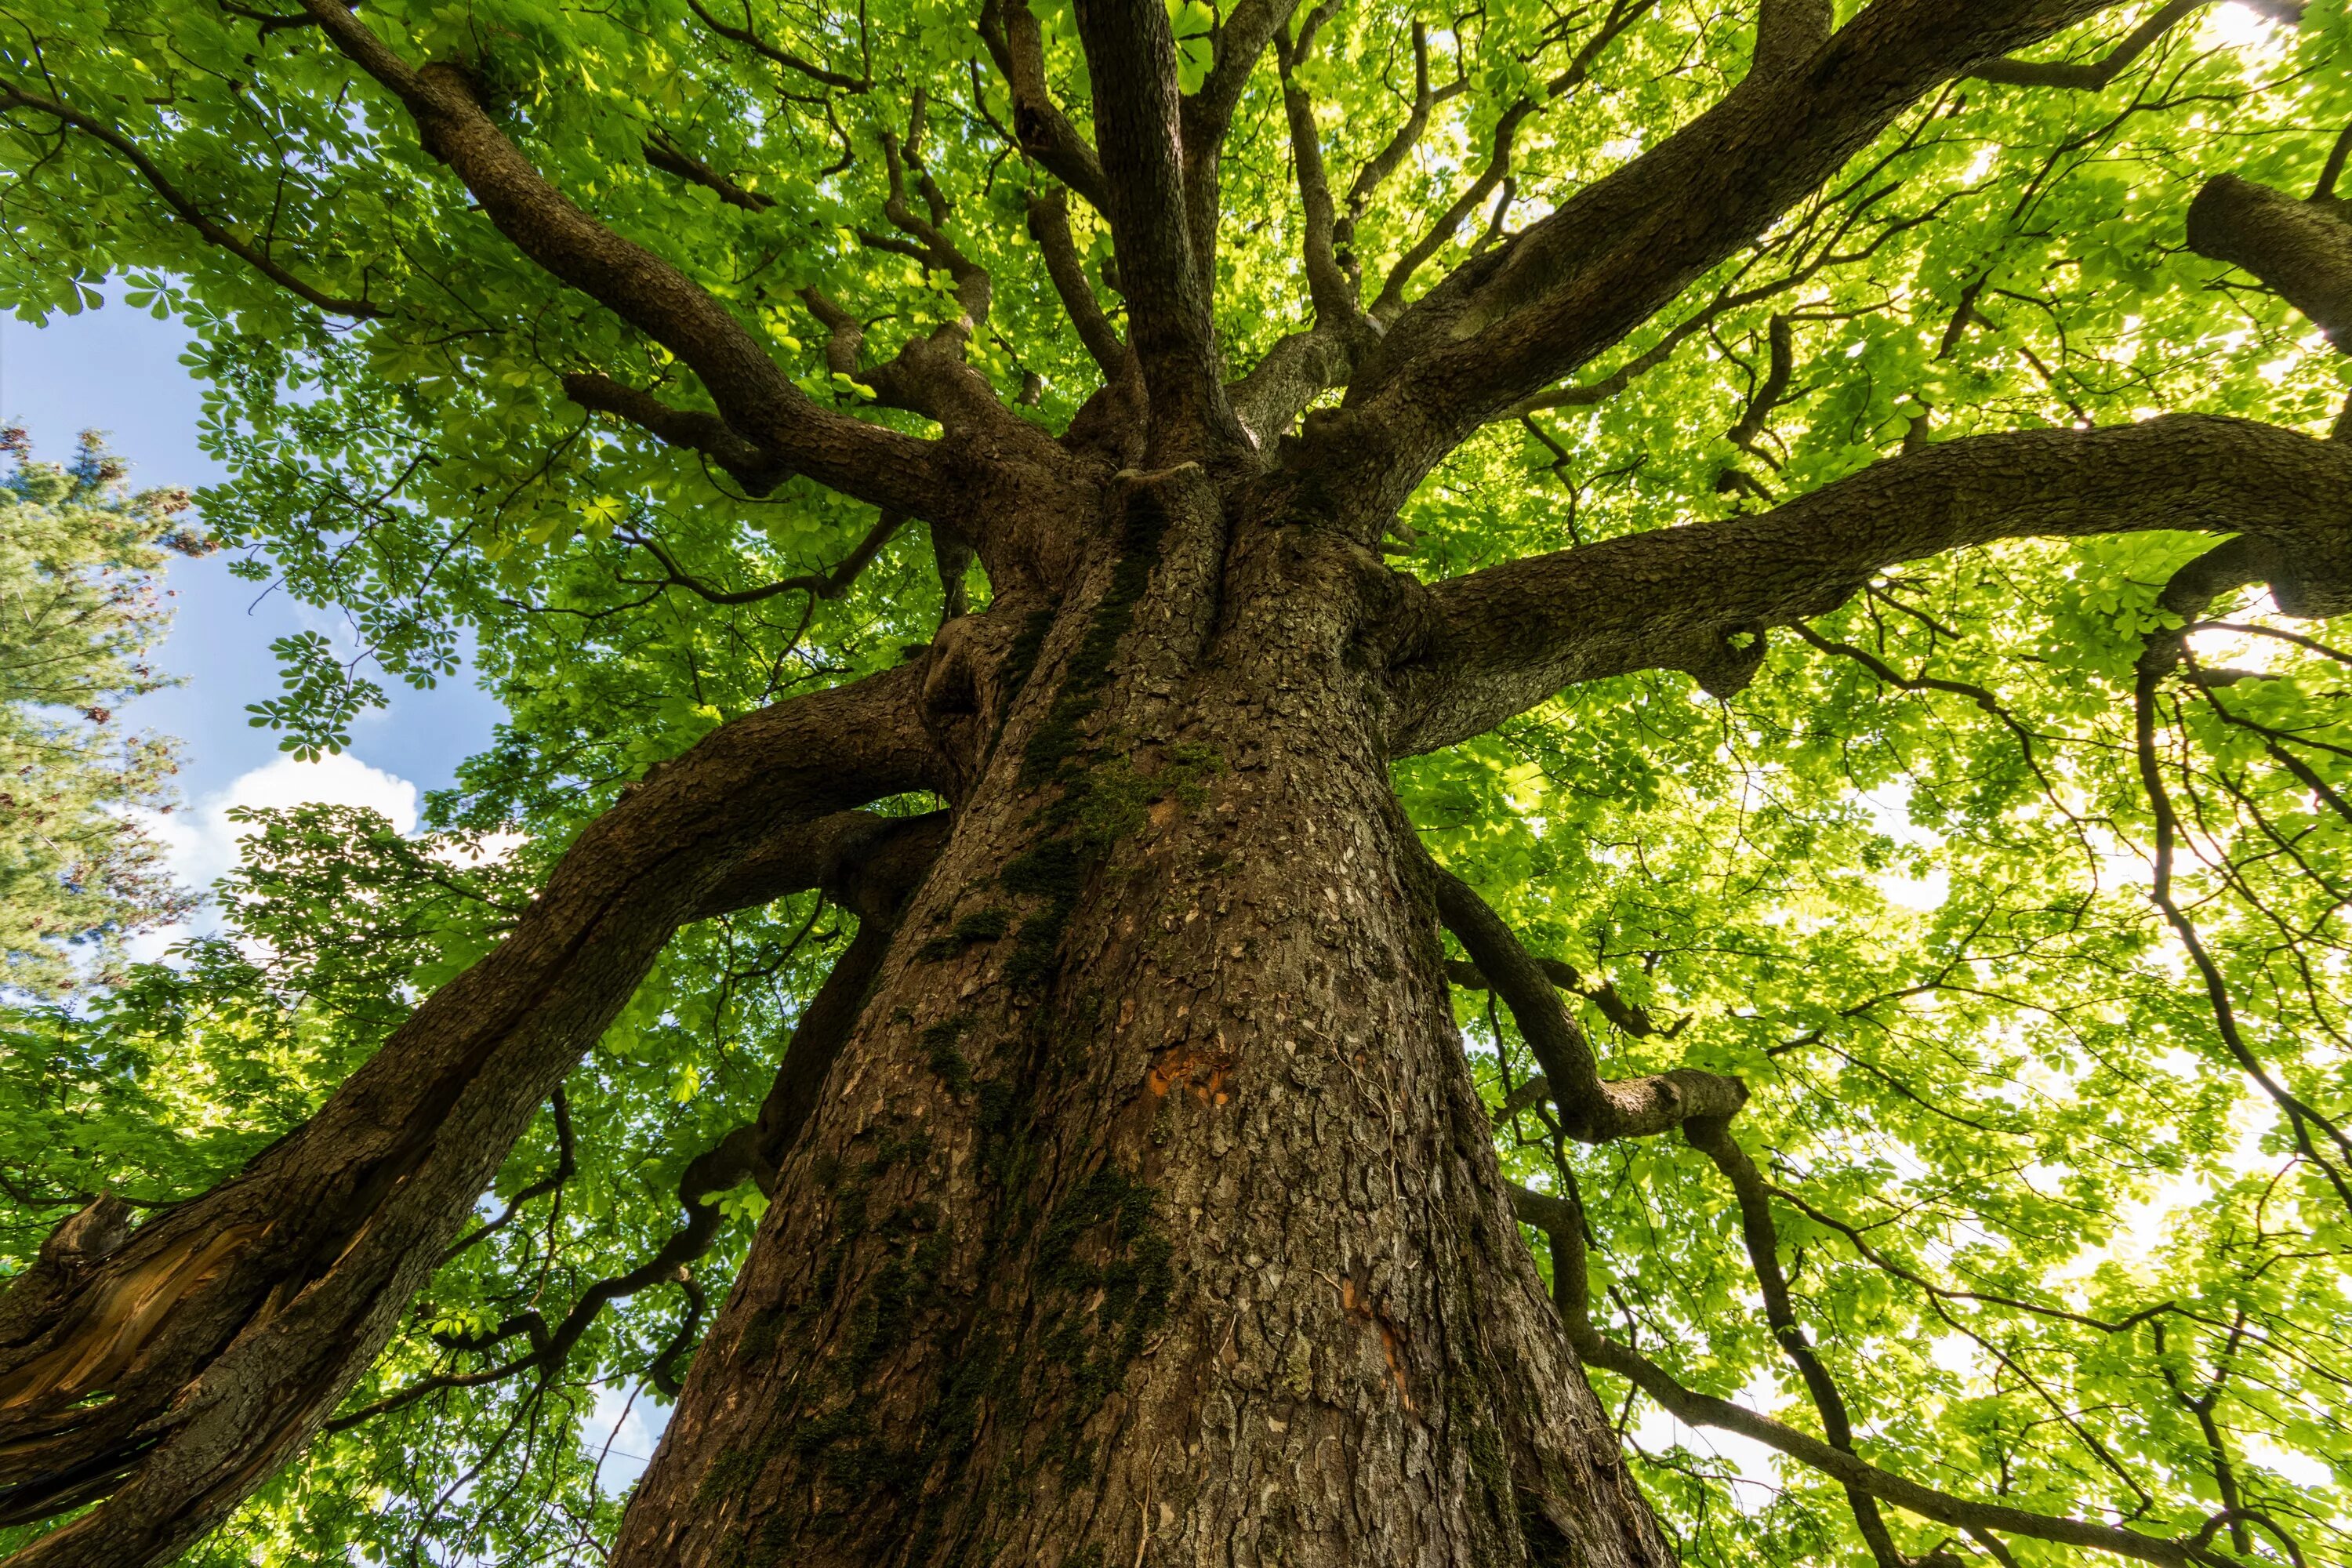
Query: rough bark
[
  {"left": 608, "top": 475, "right": 1669, "bottom": 1568},
  {"left": 2188, "top": 172, "right": 2352, "bottom": 347}
]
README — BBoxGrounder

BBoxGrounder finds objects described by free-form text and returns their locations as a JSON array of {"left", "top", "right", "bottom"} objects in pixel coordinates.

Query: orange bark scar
[
  {"left": 1337, "top": 1274, "right": 1416, "bottom": 1412},
  {"left": 1145, "top": 1042, "right": 1237, "bottom": 1105}
]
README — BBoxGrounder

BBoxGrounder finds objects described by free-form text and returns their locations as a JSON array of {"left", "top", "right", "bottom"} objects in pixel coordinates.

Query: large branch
[
  {"left": 1025, "top": 188, "right": 1135, "bottom": 390},
  {"left": 2188, "top": 172, "right": 2352, "bottom": 348},
  {"left": 1385, "top": 415, "right": 2352, "bottom": 756},
  {"left": 1069, "top": 0, "right": 1243, "bottom": 460},
  {"left": 332, "top": 811, "right": 949, "bottom": 1431},
  {"left": 292, "top": 0, "right": 973, "bottom": 528},
  {"left": 978, "top": 0, "right": 1110, "bottom": 209},
  {"left": 1277, "top": 0, "right": 2118, "bottom": 539},
  {"left": 1178, "top": 0, "right": 1303, "bottom": 289},
  {"left": 0, "top": 665, "right": 946, "bottom": 1568}
]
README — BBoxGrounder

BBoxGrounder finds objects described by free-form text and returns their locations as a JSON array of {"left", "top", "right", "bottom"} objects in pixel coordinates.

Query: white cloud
[
  {"left": 583, "top": 1381, "right": 672, "bottom": 1495},
  {"left": 129, "top": 753, "right": 420, "bottom": 959}
]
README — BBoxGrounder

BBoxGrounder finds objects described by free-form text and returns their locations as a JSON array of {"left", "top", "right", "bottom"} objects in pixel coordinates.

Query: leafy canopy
[{"left": 2, "top": 1, "right": 2352, "bottom": 1565}]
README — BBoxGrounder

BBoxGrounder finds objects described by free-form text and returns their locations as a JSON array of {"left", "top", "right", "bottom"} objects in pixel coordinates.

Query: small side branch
[
  {"left": 1512, "top": 1181, "right": 2241, "bottom": 1568},
  {"left": 1430, "top": 864, "right": 1744, "bottom": 1142},
  {"left": 644, "top": 131, "right": 775, "bottom": 212},
  {"left": 616, "top": 511, "right": 904, "bottom": 607},
  {"left": 0, "top": 82, "right": 380, "bottom": 318},
  {"left": 437, "top": 1090, "right": 576, "bottom": 1265},
  {"left": 1681, "top": 1114, "right": 1908, "bottom": 1568},
  {"left": 682, "top": 0, "right": 870, "bottom": 92},
  {"left": 1971, "top": 0, "right": 2211, "bottom": 92},
  {"left": 1441, "top": 957, "right": 1681, "bottom": 1039},
  {"left": 562, "top": 372, "right": 789, "bottom": 494},
  {"left": 2132, "top": 542, "right": 2352, "bottom": 1214}
]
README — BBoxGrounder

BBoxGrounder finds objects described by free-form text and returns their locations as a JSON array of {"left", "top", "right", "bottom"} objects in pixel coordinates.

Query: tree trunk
[{"left": 611, "top": 470, "right": 1671, "bottom": 1567}]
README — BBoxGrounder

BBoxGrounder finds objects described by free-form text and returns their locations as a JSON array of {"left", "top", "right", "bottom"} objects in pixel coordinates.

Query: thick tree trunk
[{"left": 612, "top": 472, "right": 1669, "bottom": 1566}]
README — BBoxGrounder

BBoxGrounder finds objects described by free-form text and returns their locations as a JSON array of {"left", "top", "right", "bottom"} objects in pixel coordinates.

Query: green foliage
[
  {"left": 0, "top": 430, "right": 197, "bottom": 995},
  {"left": 2, "top": 1, "right": 2352, "bottom": 1565}
]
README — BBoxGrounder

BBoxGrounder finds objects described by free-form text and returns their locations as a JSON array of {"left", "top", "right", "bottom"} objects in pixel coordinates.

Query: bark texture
[
  {"left": 610, "top": 474, "right": 1667, "bottom": 1568},
  {"left": 2188, "top": 172, "right": 2352, "bottom": 346}
]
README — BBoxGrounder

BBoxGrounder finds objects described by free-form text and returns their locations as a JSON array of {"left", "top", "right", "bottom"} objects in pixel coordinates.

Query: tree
[
  {"left": 0, "top": 429, "right": 196, "bottom": 996},
  {"left": 1, "top": 0, "right": 2350, "bottom": 1563}
]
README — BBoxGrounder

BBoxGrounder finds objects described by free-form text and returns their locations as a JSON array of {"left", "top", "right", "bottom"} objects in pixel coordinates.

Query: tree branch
[
  {"left": 1511, "top": 1182, "right": 2239, "bottom": 1568},
  {"left": 1366, "top": 0, "right": 1658, "bottom": 325},
  {"left": 1024, "top": 188, "right": 1134, "bottom": 390},
  {"left": 561, "top": 372, "right": 791, "bottom": 494},
  {"left": 1386, "top": 415, "right": 2352, "bottom": 757},
  {"left": 1680, "top": 1114, "right": 1909, "bottom": 1568},
  {"left": 332, "top": 813, "right": 947, "bottom": 1434},
  {"left": 1338, "top": 23, "right": 1464, "bottom": 256},
  {"left": 293, "top": 0, "right": 965, "bottom": 527},
  {"left": 1429, "top": 862, "right": 1744, "bottom": 1142},
  {"left": 435, "top": 1089, "right": 576, "bottom": 1265},
  {"left": 644, "top": 130, "right": 775, "bottom": 212},
  {"left": 1753, "top": 0, "right": 1835, "bottom": 80},
  {"left": 615, "top": 510, "right": 905, "bottom": 608},
  {"left": 2132, "top": 542, "right": 2352, "bottom": 1214},
  {"left": 681, "top": 0, "right": 871, "bottom": 91},
  {"left": 0, "top": 81, "right": 380, "bottom": 318},
  {"left": 1273, "top": 11, "right": 1365, "bottom": 326},
  {"left": 1969, "top": 0, "right": 2209, "bottom": 90},
  {"left": 0, "top": 662, "right": 947, "bottom": 1566},
  {"left": 616, "top": 514, "right": 908, "bottom": 611},
  {"left": 1442, "top": 957, "right": 1680, "bottom": 1039},
  {"left": 1070, "top": 0, "right": 1243, "bottom": 459},
  {"left": 977, "top": 0, "right": 1110, "bottom": 209},
  {"left": 2188, "top": 172, "right": 2352, "bottom": 348},
  {"left": 1177, "top": 0, "right": 1305, "bottom": 284},
  {"left": 1280, "top": 0, "right": 2119, "bottom": 542}
]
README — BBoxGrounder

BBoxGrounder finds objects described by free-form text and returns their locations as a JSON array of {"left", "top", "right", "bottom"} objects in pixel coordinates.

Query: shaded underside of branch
[{"left": 1386, "top": 416, "right": 2352, "bottom": 757}]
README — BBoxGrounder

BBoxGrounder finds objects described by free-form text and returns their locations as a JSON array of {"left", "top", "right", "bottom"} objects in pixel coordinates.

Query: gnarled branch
[
  {"left": 333, "top": 813, "right": 949, "bottom": 1432},
  {"left": 1429, "top": 863, "right": 1744, "bottom": 1143},
  {"left": 295, "top": 0, "right": 966, "bottom": 527},
  {"left": 0, "top": 663, "right": 947, "bottom": 1567},
  {"left": 1387, "top": 416, "right": 2352, "bottom": 757}
]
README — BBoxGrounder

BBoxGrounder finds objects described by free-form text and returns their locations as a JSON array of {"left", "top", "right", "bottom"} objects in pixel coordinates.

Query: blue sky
[{"left": 2, "top": 296, "right": 508, "bottom": 895}]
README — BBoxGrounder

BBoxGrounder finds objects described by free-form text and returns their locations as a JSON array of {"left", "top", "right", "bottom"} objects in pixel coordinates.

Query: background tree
[
  {"left": 2, "top": 2, "right": 2352, "bottom": 1566},
  {"left": 0, "top": 429, "right": 196, "bottom": 996}
]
